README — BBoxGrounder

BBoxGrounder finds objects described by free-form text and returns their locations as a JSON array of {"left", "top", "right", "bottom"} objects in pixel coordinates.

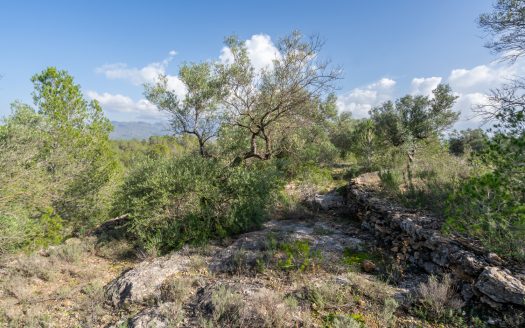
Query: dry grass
[
  {"left": 415, "top": 274, "right": 464, "bottom": 322},
  {"left": 0, "top": 237, "right": 124, "bottom": 327}
]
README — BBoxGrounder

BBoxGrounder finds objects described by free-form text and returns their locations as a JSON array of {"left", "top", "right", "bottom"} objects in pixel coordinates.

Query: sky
[{"left": 1, "top": 0, "right": 522, "bottom": 130}]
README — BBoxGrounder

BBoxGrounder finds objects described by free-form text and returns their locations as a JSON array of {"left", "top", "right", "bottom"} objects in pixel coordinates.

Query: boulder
[
  {"left": 105, "top": 253, "right": 191, "bottom": 308},
  {"left": 475, "top": 267, "right": 525, "bottom": 306}
]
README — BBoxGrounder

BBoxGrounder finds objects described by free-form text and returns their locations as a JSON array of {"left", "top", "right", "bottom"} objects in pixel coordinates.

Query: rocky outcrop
[
  {"left": 105, "top": 253, "right": 191, "bottom": 308},
  {"left": 209, "top": 219, "right": 364, "bottom": 273},
  {"left": 347, "top": 177, "right": 525, "bottom": 311}
]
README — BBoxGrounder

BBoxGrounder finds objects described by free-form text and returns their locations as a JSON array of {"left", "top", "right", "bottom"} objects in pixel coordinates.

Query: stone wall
[{"left": 347, "top": 180, "right": 525, "bottom": 311}]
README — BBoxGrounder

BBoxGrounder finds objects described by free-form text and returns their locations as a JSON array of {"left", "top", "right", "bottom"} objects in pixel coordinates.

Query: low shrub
[
  {"left": 112, "top": 156, "right": 281, "bottom": 254},
  {"left": 413, "top": 274, "right": 464, "bottom": 324}
]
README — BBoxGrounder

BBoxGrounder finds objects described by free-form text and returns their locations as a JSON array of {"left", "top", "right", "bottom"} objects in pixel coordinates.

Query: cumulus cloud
[
  {"left": 337, "top": 78, "right": 396, "bottom": 118},
  {"left": 453, "top": 92, "right": 491, "bottom": 130},
  {"left": 96, "top": 51, "right": 186, "bottom": 98},
  {"left": 448, "top": 60, "right": 524, "bottom": 95},
  {"left": 410, "top": 77, "right": 442, "bottom": 96},
  {"left": 219, "top": 34, "right": 281, "bottom": 72},
  {"left": 87, "top": 91, "right": 166, "bottom": 121}
]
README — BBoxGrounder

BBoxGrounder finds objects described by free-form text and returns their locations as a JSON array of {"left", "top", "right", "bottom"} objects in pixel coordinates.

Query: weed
[
  {"left": 210, "top": 285, "right": 246, "bottom": 327},
  {"left": 277, "top": 240, "right": 320, "bottom": 272},
  {"left": 414, "top": 274, "right": 464, "bottom": 323}
]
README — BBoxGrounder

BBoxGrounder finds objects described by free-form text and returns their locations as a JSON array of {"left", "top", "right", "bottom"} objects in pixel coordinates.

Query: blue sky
[{"left": 1, "top": 0, "right": 521, "bottom": 129}]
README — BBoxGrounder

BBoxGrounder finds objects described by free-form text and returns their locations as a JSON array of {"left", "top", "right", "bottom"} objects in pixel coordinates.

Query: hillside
[{"left": 1, "top": 176, "right": 523, "bottom": 327}]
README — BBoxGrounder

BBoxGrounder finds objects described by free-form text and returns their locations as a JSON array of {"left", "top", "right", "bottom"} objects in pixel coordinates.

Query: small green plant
[
  {"left": 342, "top": 248, "right": 378, "bottom": 270},
  {"left": 277, "top": 240, "right": 320, "bottom": 271},
  {"left": 323, "top": 313, "right": 362, "bottom": 328}
]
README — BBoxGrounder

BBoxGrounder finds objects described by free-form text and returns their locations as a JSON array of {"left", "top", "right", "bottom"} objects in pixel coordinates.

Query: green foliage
[
  {"left": 342, "top": 248, "right": 373, "bottom": 267},
  {"left": 349, "top": 118, "right": 381, "bottom": 171},
  {"left": 112, "top": 156, "right": 281, "bottom": 253},
  {"left": 144, "top": 62, "right": 225, "bottom": 157},
  {"left": 445, "top": 171, "right": 525, "bottom": 260},
  {"left": 0, "top": 67, "right": 121, "bottom": 253},
  {"left": 219, "top": 32, "right": 340, "bottom": 161},
  {"left": 329, "top": 112, "right": 357, "bottom": 159},
  {"left": 31, "top": 208, "right": 64, "bottom": 249},
  {"left": 277, "top": 240, "right": 320, "bottom": 271},
  {"left": 371, "top": 84, "right": 459, "bottom": 188},
  {"left": 112, "top": 135, "right": 198, "bottom": 169},
  {"left": 448, "top": 129, "right": 488, "bottom": 156}
]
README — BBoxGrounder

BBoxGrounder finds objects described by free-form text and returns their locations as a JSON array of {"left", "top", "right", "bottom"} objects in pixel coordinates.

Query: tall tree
[
  {"left": 8, "top": 67, "right": 119, "bottom": 228},
  {"left": 145, "top": 62, "right": 225, "bottom": 157},
  {"left": 219, "top": 31, "right": 341, "bottom": 161},
  {"left": 371, "top": 84, "right": 458, "bottom": 188}
]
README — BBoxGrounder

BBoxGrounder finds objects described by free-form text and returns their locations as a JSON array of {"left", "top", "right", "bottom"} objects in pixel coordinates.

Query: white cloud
[
  {"left": 337, "top": 77, "right": 396, "bottom": 118},
  {"left": 87, "top": 91, "right": 166, "bottom": 121},
  {"left": 410, "top": 77, "right": 442, "bottom": 96},
  {"left": 220, "top": 34, "right": 281, "bottom": 72},
  {"left": 448, "top": 60, "right": 524, "bottom": 94},
  {"left": 453, "top": 92, "right": 491, "bottom": 130},
  {"left": 96, "top": 51, "right": 186, "bottom": 98}
]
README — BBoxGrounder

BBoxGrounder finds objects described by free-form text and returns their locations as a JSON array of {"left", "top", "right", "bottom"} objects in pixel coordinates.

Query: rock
[
  {"left": 314, "top": 192, "right": 345, "bottom": 210},
  {"left": 127, "top": 302, "right": 182, "bottom": 328},
  {"left": 461, "top": 284, "right": 474, "bottom": 302},
  {"left": 361, "top": 260, "right": 376, "bottom": 273},
  {"left": 475, "top": 267, "right": 525, "bottom": 306},
  {"left": 105, "top": 253, "right": 191, "bottom": 308},
  {"left": 449, "top": 251, "right": 486, "bottom": 276},
  {"left": 422, "top": 261, "right": 441, "bottom": 274},
  {"left": 487, "top": 252, "right": 503, "bottom": 266}
]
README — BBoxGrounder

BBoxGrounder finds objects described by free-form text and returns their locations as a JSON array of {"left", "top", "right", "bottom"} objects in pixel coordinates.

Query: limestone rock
[
  {"left": 105, "top": 253, "right": 191, "bottom": 308},
  {"left": 127, "top": 302, "right": 182, "bottom": 328},
  {"left": 314, "top": 192, "right": 345, "bottom": 210},
  {"left": 475, "top": 267, "right": 525, "bottom": 306}
]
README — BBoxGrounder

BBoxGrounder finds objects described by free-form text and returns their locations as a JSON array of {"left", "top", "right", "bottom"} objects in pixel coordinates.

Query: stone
[
  {"left": 487, "top": 252, "right": 503, "bottom": 265},
  {"left": 313, "top": 192, "right": 345, "bottom": 210},
  {"left": 108, "top": 302, "right": 182, "bottom": 328},
  {"left": 460, "top": 284, "right": 474, "bottom": 302},
  {"left": 361, "top": 260, "right": 376, "bottom": 273},
  {"left": 475, "top": 267, "right": 525, "bottom": 306},
  {"left": 105, "top": 253, "right": 191, "bottom": 308}
]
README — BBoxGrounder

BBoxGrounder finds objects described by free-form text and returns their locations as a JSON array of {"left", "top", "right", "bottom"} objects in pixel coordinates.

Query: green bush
[
  {"left": 112, "top": 156, "right": 282, "bottom": 254},
  {"left": 0, "top": 208, "right": 63, "bottom": 254},
  {"left": 445, "top": 172, "right": 525, "bottom": 260}
]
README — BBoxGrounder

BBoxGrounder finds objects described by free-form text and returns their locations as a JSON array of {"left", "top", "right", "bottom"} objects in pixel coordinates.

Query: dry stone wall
[{"left": 347, "top": 180, "right": 525, "bottom": 310}]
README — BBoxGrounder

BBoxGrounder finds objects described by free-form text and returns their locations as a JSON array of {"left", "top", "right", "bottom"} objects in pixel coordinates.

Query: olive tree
[
  {"left": 145, "top": 62, "right": 225, "bottom": 157},
  {"left": 371, "top": 84, "right": 458, "bottom": 188},
  {"left": 219, "top": 31, "right": 341, "bottom": 161}
]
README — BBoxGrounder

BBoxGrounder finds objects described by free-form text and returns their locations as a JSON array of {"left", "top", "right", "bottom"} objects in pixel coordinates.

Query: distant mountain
[{"left": 110, "top": 121, "right": 171, "bottom": 140}]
